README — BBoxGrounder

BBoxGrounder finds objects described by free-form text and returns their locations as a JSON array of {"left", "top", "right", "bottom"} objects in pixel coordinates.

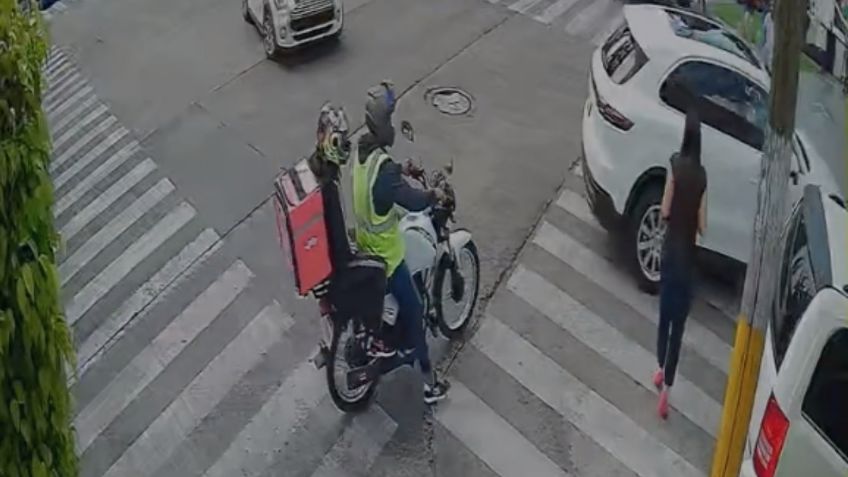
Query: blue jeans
[
  {"left": 387, "top": 261, "right": 432, "bottom": 376},
  {"left": 657, "top": 255, "right": 694, "bottom": 387}
]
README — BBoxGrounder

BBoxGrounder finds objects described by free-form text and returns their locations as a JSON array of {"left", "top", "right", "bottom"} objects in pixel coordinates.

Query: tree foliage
[{"left": 0, "top": 1, "right": 79, "bottom": 476}]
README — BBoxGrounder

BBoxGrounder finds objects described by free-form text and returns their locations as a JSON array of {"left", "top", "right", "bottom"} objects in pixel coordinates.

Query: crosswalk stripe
[
  {"left": 507, "top": 0, "right": 544, "bottom": 14},
  {"left": 533, "top": 0, "right": 579, "bottom": 24},
  {"left": 74, "top": 260, "right": 253, "bottom": 454},
  {"left": 435, "top": 380, "right": 571, "bottom": 477},
  {"left": 46, "top": 80, "right": 89, "bottom": 116},
  {"left": 54, "top": 142, "right": 140, "bottom": 217},
  {"left": 60, "top": 158, "right": 157, "bottom": 242},
  {"left": 508, "top": 266, "right": 721, "bottom": 437},
  {"left": 533, "top": 220, "right": 731, "bottom": 372},
  {"left": 47, "top": 85, "right": 93, "bottom": 121},
  {"left": 53, "top": 126, "right": 130, "bottom": 190},
  {"left": 50, "top": 115, "right": 118, "bottom": 174},
  {"left": 102, "top": 301, "right": 292, "bottom": 477},
  {"left": 563, "top": 0, "right": 613, "bottom": 36},
  {"left": 555, "top": 189, "right": 603, "bottom": 232},
  {"left": 52, "top": 104, "right": 108, "bottom": 150},
  {"left": 59, "top": 179, "right": 175, "bottom": 285},
  {"left": 65, "top": 202, "right": 196, "bottom": 326},
  {"left": 45, "top": 56, "right": 70, "bottom": 78},
  {"left": 472, "top": 317, "right": 704, "bottom": 477},
  {"left": 46, "top": 61, "right": 74, "bottom": 87},
  {"left": 76, "top": 228, "right": 221, "bottom": 376},
  {"left": 46, "top": 72, "right": 83, "bottom": 105},
  {"left": 49, "top": 95, "right": 99, "bottom": 137},
  {"left": 203, "top": 359, "right": 327, "bottom": 477},
  {"left": 310, "top": 406, "right": 398, "bottom": 477},
  {"left": 591, "top": 10, "right": 624, "bottom": 46}
]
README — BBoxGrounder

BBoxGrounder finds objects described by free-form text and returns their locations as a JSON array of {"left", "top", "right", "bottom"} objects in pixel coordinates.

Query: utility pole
[{"left": 709, "top": 0, "right": 806, "bottom": 475}]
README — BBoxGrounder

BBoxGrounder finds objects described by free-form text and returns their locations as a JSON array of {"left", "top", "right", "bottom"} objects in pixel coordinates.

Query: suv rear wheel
[{"left": 628, "top": 183, "right": 665, "bottom": 294}]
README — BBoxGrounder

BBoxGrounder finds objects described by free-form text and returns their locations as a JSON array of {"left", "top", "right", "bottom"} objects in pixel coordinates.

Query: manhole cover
[{"left": 427, "top": 87, "right": 473, "bottom": 115}]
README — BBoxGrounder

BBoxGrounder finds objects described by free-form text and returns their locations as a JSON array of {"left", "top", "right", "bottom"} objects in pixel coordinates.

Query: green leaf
[
  {"left": 10, "top": 401, "right": 20, "bottom": 430},
  {"left": 21, "top": 262, "right": 34, "bottom": 296},
  {"left": 32, "top": 458, "right": 47, "bottom": 477}
]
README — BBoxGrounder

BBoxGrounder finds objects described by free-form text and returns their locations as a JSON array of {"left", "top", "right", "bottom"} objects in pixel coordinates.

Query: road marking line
[
  {"left": 60, "top": 159, "right": 157, "bottom": 242},
  {"left": 59, "top": 179, "right": 174, "bottom": 285},
  {"left": 54, "top": 142, "right": 140, "bottom": 217},
  {"left": 533, "top": 0, "right": 579, "bottom": 24},
  {"left": 52, "top": 104, "right": 108, "bottom": 150},
  {"left": 53, "top": 126, "right": 129, "bottom": 190},
  {"left": 102, "top": 301, "right": 292, "bottom": 477},
  {"left": 203, "top": 359, "right": 327, "bottom": 477},
  {"left": 75, "top": 229, "right": 221, "bottom": 377},
  {"left": 563, "top": 0, "right": 613, "bottom": 37},
  {"left": 310, "top": 406, "right": 398, "bottom": 477},
  {"left": 73, "top": 260, "right": 252, "bottom": 454},
  {"left": 46, "top": 80, "right": 89, "bottom": 115},
  {"left": 47, "top": 85, "right": 93, "bottom": 121},
  {"left": 555, "top": 189, "right": 603, "bottom": 232},
  {"left": 591, "top": 10, "right": 624, "bottom": 46},
  {"left": 435, "top": 380, "right": 571, "bottom": 477},
  {"left": 49, "top": 95, "right": 98, "bottom": 136},
  {"left": 533, "top": 221, "right": 731, "bottom": 372},
  {"left": 45, "top": 55, "right": 69, "bottom": 78},
  {"left": 508, "top": 266, "right": 721, "bottom": 437},
  {"left": 46, "top": 60, "right": 74, "bottom": 86},
  {"left": 473, "top": 317, "right": 704, "bottom": 477},
  {"left": 45, "top": 72, "right": 83, "bottom": 105},
  {"left": 65, "top": 202, "right": 196, "bottom": 326},
  {"left": 50, "top": 115, "right": 118, "bottom": 173},
  {"left": 507, "top": 0, "right": 544, "bottom": 14}
]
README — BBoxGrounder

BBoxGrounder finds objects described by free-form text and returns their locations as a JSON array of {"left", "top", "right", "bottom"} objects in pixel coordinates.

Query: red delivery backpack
[{"left": 273, "top": 159, "right": 333, "bottom": 296}]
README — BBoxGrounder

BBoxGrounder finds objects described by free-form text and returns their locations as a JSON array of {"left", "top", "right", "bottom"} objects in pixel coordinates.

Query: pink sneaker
[
  {"left": 653, "top": 368, "right": 664, "bottom": 390},
  {"left": 657, "top": 389, "right": 669, "bottom": 420}
]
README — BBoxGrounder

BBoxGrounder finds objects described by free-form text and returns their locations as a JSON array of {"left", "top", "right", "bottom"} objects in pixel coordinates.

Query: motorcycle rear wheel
[
  {"left": 434, "top": 239, "right": 480, "bottom": 340},
  {"left": 327, "top": 319, "right": 377, "bottom": 413}
]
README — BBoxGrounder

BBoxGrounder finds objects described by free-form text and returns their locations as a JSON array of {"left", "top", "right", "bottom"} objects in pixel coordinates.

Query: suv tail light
[
  {"left": 753, "top": 394, "right": 790, "bottom": 477},
  {"left": 591, "top": 73, "right": 634, "bottom": 131}
]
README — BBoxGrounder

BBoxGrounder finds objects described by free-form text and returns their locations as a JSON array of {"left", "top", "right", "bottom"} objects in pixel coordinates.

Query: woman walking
[{"left": 653, "top": 106, "right": 707, "bottom": 420}]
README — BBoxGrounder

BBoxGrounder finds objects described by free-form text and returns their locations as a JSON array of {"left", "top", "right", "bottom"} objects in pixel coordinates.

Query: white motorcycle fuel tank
[{"left": 399, "top": 211, "right": 438, "bottom": 276}]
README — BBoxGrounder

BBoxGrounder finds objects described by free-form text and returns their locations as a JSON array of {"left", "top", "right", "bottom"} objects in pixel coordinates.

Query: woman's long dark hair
[{"left": 679, "top": 105, "right": 701, "bottom": 165}]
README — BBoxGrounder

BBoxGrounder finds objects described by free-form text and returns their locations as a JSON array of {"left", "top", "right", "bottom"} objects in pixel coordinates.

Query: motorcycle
[{"left": 312, "top": 120, "right": 480, "bottom": 413}]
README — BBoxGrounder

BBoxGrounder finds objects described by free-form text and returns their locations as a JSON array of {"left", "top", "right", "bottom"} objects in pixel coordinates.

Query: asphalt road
[{"left": 42, "top": 0, "right": 746, "bottom": 475}]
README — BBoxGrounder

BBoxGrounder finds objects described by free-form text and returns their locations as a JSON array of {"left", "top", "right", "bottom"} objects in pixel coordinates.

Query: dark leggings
[
  {"left": 388, "top": 261, "right": 432, "bottom": 376},
  {"left": 657, "top": 256, "right": 694, "bottom": 387}
]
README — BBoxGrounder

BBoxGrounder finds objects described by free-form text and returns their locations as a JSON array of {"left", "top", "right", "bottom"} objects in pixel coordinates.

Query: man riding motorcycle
[{"left": 352, "top": 81, "right": 450, "bottom": 404}]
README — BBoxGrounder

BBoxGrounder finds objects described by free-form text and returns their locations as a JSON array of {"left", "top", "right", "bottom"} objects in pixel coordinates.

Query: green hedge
[{"left": 0, "top": 1, "right": 79, "bottom": 476}]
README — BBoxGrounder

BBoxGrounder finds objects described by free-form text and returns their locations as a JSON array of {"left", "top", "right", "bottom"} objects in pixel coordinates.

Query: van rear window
[{"left": 602, "top": 24, "right": 648, "bottom": 84}]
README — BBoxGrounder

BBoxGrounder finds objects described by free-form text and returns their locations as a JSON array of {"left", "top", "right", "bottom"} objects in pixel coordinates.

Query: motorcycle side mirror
[{"left": 400, "top": 120, "right": 415, "bottom": 142}]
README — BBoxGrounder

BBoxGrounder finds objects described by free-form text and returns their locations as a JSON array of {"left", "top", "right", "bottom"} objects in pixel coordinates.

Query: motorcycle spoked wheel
[
  {"left": 433, "top": 239, "right": 480, "bottom": 340},
  {"left": 326, "top": 319, "right": 378, "bottom": 413}
]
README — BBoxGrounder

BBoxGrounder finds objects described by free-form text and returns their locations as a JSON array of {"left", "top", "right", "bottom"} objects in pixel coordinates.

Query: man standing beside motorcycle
[{"left": 352, "top": 81, "right": 450, "bottom": 405}]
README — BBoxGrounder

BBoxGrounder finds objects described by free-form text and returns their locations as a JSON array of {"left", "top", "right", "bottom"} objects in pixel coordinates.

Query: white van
[{"left": 741, "top": 184, "right": 848, "bottom": 477}]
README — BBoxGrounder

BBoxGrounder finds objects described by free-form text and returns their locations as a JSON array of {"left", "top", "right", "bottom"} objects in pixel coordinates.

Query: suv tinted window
[
  {"left": 659, "top": 61, "right": 768, "bottom": 150},
  {"left": 802, "top": 329, "right": 848, "bottom": 459},
  {"left": 773, "top": 207, "right": 816, "bottom": 369}
]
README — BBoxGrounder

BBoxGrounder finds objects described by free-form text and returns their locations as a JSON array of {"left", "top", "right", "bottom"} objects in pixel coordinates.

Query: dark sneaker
[
  {"left": 423, "top": 380, "right": 450, "bottom": 405},
  {"left": 367, "top": 337, "right": 396, "bottom": 358}
]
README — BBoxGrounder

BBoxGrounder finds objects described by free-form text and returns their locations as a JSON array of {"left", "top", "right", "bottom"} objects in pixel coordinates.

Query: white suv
[
  {"left": 740, "top": 184, "right": 848, "bottom": 477},
  {"left": 581, "top": 4, "right": 842, "bottom": 292},
  {"left": 242, "top": 0, "right": 343, "bottom": 58}
]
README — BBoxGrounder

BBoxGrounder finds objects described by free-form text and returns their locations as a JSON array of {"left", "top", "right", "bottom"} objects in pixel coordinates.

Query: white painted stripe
[
  {"left": 46, "top": 72, "right": 83, "bottom": 105},
  {"left": 53, "top": 142, "right": 139, "bottom": 217},
  {"left": 563, "top": 0, "right": 613, "bottom": 36},
  {"left": 533, "top": 0, "right": 578, "bottom": 24},
  {"left": 73, "top": 260, "right": 252, "bottom": 454},
  {"left": 103, "top": 301, "right": 292, "bottom": 477},
  {"left": 49, "top": 95, "right": 98, "bottom": 136},
  {"left": 591, "top": 11, "right": 625, "bottom": 46},
  {"left": 59, "top": 179, "right": 174, "bottom": 285},
  {"left": 46, "top": 80, "right": 88, "bottom": 114},
  {"left": 533, "top": 221, "right": 731, "bottom": 372},
  {"left": 45, "top": 55, "right": 69, "bottom": 77},
  {"left": 507, "top": 0, "right": 544, "bottom": 13},
  {"left": 508, "top": 266, "right": 721, "bottom": 436},
  {"left": 46, "top": 60, "right": 74, "bottom": 86},
  {"left": 555, "top": 189, "right": 602, "bottom": 232},
  {"left": 436, "top": 380, "right": 571, "bottom": 477},
  {"left": 52, "top": 120, "right": 123, "bottom": 179},
  {"left": 65, "top": 202, "right": 196, "bottom": 326},
  {"left": 47, "top": 85, "right": 93, "bottom": 121},
  {"left": 310, "top": 406, "right": 398, "bottom": 477},
  {"left": 204, "top": 359, "right": 326, "bottom": 477},
  {"left": 473, "top": 318, "right": 704, "bottom": 477},
  {"left": 76, "top": 229, "right": 220, "bottom": 376},
  {"left": 60, "top": 159, "right": 157, "bottom": 242},
  {"left": 52, "top": 104, "right": 108, "bottom": 150}
]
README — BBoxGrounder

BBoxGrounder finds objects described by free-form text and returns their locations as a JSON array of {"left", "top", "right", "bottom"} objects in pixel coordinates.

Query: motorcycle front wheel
[
  {"left": 433, "top": 239, "right": 480, "bottom": 340},
  {"left": 327, "top": 319, "right": 377, "bottom": 413}
]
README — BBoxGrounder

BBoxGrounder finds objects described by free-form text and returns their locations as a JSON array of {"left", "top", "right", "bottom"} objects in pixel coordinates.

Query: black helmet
[{"left": 365, "top": 80, "right": 397, "bottom": 148}]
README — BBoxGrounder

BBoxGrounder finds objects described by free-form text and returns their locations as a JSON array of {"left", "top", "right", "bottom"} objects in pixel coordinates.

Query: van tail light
[
  {"left": 591, "top": 74, "right": 634, "bottom": 131},
  {"left": 753, "top": 394, "right": 790, "bottom": 477}
]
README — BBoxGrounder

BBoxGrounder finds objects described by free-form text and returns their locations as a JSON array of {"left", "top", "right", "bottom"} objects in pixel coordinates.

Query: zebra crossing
[
  {"left": 488, "top": 0, "right": 627, "bottom": 45},
  {"left": 46, "top": 40, "right": 739, "bottom": 477}
]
